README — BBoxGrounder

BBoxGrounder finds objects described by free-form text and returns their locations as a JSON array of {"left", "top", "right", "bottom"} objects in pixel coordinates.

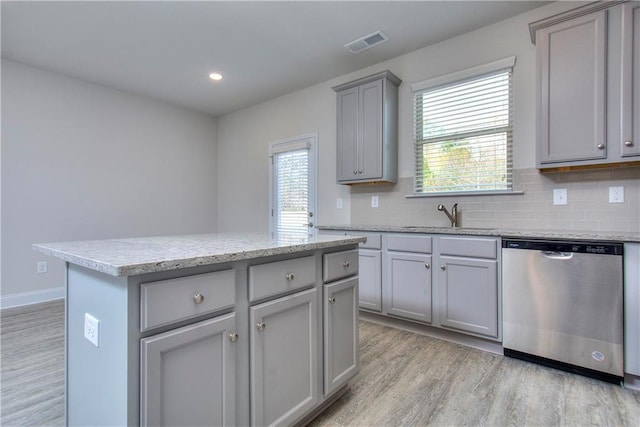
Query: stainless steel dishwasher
[{"left": 502, "top": 239, "right": 624, "bottom": 383}]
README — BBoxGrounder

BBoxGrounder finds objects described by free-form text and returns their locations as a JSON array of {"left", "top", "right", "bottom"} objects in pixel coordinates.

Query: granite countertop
[
  {"left": 317, "top": 225, "right": 640, "bottom": 243},
  {"left": 33, "top": 233, "right": 366, "bottom": 277}
]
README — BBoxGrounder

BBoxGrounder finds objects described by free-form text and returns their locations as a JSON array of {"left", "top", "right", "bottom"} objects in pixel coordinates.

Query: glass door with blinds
[{"left": 269, "top": 134, "right": 317, "bottom": 238}]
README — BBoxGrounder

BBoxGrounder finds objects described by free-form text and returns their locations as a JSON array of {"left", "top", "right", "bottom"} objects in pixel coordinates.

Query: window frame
[{"left": 410, "top": 57, "right": 517, "bottom": 197}]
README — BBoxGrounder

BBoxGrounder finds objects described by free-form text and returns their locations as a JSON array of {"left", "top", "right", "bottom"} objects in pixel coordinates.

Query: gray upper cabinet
[
  {"left": 532, "top": 1, "right": 640, "bottom": 169},
  {"left": 621, "top": 1, "right": 640, "bottom": 157},
  {"left": 140, "top": 313, "right": 237, "bottom": 427},
  {"left": 249, "top": 287, "right": 319, "bottom": 426},
  {"left": 333, "top": 70, "right": 401, "bottom": 184},
  {"left": 536, "top": 10, "right": 607, "bottom": 165}
]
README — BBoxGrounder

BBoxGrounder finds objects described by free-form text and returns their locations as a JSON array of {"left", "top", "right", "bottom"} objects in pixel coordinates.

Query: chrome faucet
[{"left": 437, "top": 203, "right": 459, "bottom": 227}]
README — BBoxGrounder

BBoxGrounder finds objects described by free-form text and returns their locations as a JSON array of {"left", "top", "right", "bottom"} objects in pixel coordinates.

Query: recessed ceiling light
[{"left": 209, "top": 73, "right": 223, "bottom": 81}]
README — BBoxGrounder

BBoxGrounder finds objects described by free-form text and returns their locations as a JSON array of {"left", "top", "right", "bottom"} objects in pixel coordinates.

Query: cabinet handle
[
  {"left": 285, "top": 273, "right": 295, "bottom": 281},
  {"left": 624, "top": 141, "right": 634, "bottom": 147},
  {"left": 353, "top": 170, "right": 358, "bottom": 175},
  {"left": 358, "top": 170, "right": 363, "bottom": 174},
  {"left": 440, "top": 265, "right": 446, "bottom": 271},
  {"left": 425, "top": 263, "right": 431, "bottom": 269},
  {"left": 229, "top": 332, "right": 239, "bottom": 342},
  {"left": 342, "top": 261, "right": 350, "bottom": 268},
  {"left": 193, "top": 293, "right": 205, "bottom": 304},
  {"left": 256, "top": 322, "right": 266, "bottom": 331},
  {"left": 328, "top": 297, "right": 336, "bottom": 304},
  {"left": 597, "top": 143, "right": 605, "bottom": 150}
]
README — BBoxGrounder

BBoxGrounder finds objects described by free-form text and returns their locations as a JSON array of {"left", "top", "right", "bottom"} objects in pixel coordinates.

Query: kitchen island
[{"left": 34, "top": 233, "right": 365, "bottom": 427}]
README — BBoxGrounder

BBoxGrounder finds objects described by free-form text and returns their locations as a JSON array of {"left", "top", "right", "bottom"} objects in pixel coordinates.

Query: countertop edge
[{"left": 317, "top": 225, "right": 640, "bottom": 243}]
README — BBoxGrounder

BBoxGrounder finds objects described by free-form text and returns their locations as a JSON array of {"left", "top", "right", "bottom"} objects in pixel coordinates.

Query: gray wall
[
  {"left": 216, "top": 1, "right": 639, "bottom": 233},
  {"left": 1, "top": 60, "right": 219, "bottom": 306}
]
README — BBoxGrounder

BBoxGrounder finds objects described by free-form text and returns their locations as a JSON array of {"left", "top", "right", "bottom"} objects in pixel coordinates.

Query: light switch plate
[
  {"left": 609, "top": 186, "right": 624, "bottom": 203},
  {"left": 336, "top": 198, "right": 343, "bottom": 209},
  {"left": 553, "top": 189, "right": 567, "bottom": 205},
  {"left": 371, "top": 196, "right": 379, "bottom": 208}
]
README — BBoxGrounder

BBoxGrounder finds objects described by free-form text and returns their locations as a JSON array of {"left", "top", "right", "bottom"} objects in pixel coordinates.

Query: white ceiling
[{"left": 2, "top": 1, "right": 549, "bottom": 117}]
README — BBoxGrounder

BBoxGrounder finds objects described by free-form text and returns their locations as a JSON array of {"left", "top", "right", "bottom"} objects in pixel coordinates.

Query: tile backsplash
[{"left": 350, "top": 168, "right": 640, "bottom": 233}]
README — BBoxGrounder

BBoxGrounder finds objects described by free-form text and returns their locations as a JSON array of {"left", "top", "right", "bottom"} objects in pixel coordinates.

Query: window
[
  {"left": 412, "top": 57, "right": 515, "bottom": 195},
  {"left": 269, "top": 134, "right": 317, "bottom": 238}
]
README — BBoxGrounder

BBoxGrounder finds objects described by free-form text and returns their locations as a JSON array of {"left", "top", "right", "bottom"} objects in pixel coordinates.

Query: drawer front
[
  {"left": 358, "top": 233, "right": 382, "bottom": 250},
  {"left": 387, "top": 234, "right": 433, "bottom": 253},
  {"left": 323, "top": 249, "right": 359, "bottom": 282},
  {"left": 440, "top": 236, "right": 498, "bottom": 259},
  {"left": 249, "top": 255, "right": 316, "bottom": 302},
  {"left": 140, "top": 269, "right": 235, "bottom": 332}
]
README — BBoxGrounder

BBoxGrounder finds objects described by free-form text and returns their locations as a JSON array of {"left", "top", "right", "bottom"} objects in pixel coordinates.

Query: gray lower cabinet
[
  {"left": 358, "top": 248, "right": 382, "bottom": 311},
  {"left": 324, "top": 277, "right": 358, "bottom": 395},
  {"left": 438, "top": 256, "right": 498, "bottom": 338},
  {"left": 140, "top": 312, "right": 237, "bottom": 427},
  {"left": 625, "top": 243, "right": 640, "bottom": 377},
  {"left": 385, "top": 251, "right": 433, "bottom": 323},
  {"left": 249, "top": 287, "right": 319, "bottom": 426}
]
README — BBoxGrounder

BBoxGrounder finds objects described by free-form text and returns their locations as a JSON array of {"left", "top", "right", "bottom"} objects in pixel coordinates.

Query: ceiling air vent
[{"left": 345, "top": 31, "right": 389, "bottom": 53}]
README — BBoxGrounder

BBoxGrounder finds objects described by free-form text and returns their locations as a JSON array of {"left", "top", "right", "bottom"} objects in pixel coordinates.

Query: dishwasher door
[{"left": 502, "top": 240, "right": 623, "bottom": 379}]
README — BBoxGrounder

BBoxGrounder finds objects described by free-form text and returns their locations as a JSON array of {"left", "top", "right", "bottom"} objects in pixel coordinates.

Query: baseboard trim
[
  {"left": 0, "top": 287, "right": 65, "bottom": 309},
  {"left": 624, "top": 374, "right": 640, "bottom": 391},
  {"left": 359, "top": 310, "right": 504, "bottom": 355}
]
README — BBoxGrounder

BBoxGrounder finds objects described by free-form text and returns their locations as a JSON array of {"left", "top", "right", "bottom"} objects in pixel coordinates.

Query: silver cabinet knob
[
  {"left": 624, "top": 140, "right": 634, "bottom": 147},
  {"left": 256, "top": 322, "right": 266, "bottom": 331},
  {"left": 229, "top": 332, "right": 239, "bottom": 342},
  {"left": 358, "top": 170, "right": 363, "bottom": 174},
  {"left": 342, "top": 261, "right": 350, "bottom": 268},
  {"left": 440, "top": 265, "right": 446, "bottom": 271},
  {"left": 328, "top": 297, "right": 336, "bottom": 304},
  {"left": 425, "top": 263, "right": 431, "bottom": 269},
  {"left": 597, "top": 143, "right": 605, "bottom": 150},
  {"left": 193, "top": 293, "right": 205, "bottom": 304},
  {"left": 353, "top": 170, "right": 358, "bottom": 175},
  {"left": 285, "top": 273, "right": 295, "bottom": 281},
  {"left": 308, "top": 222, "right": 314, "bottom": 227}
]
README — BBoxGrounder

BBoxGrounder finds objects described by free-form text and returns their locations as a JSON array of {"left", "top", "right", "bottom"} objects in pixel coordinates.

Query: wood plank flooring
[{"left": 1, "top": 300, "right": 639, "bottom": 426}]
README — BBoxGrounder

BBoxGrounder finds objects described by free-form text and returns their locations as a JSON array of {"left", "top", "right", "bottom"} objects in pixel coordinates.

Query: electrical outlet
[
  {"left": 371, "top": 196, "right": 379, "bottom": 208},
  {"left": 553, "top": 189, "right": 568, "bottom": 205},
  {"left": 36, "top": 261, "right": 48, "bottom": 274},
  {"left": 609, "top": 186, "right": 624, "bottom": 203},
  {"left": 336, "top": 198, "right": 343, "bottom": 209},
  {"left": 84, "top": 313, "right": 99, "bottom": 347}
]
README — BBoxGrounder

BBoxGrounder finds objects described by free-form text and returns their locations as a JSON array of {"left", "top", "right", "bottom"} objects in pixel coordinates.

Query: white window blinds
[
  {"left": 272, "top": 145, "right": 310, "bottom": 237},
  {"left": 412, "top": 57, "right": 515, "bottom": 194}
]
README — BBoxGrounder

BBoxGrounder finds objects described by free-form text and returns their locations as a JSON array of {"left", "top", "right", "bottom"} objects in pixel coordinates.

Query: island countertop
[{"left": 33, "top": 233, "right": 366, "bottom": 277}]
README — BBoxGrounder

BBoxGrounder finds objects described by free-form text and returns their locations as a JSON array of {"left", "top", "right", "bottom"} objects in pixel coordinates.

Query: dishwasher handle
[{"left": 541, "top": 251, "right": 574, "bottom": 260}]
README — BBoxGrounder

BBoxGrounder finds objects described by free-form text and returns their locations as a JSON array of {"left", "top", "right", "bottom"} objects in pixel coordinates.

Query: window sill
[{"left": 406, "top": 190, "right": 524, "bottom": 198}]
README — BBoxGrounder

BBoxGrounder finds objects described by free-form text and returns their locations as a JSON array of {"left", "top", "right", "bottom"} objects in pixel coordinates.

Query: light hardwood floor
[{"left": 1, "top": 300, "right": 639, "bottom": 426}]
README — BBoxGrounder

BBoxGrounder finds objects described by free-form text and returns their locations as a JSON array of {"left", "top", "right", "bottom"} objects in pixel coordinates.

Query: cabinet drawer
[
  {"left": 249, "top": 255, "right": 316, "bottom": 302},
  {"left": 387, "top": 234, "right": 432, "bottom": 253},
  {"left": 358, "top": 233, "right": 382, "bottom": 249},
  {"left": 140, "top": 269, "right": 235, "bottom": 332},
  {"left": 440, "top": 237, "right": 498, "bottom": 259},
  {"left": 323, "top": 249, "right": 359, "bottom": 282}
]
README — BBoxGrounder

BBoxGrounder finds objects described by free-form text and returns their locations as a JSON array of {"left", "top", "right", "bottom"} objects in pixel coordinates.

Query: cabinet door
[
  {"left": 537, "top": 10, "right": 608, "bottom": 164},
  {"left": 358, "top": 248, "right": 382, "bottom": 311},
  {"left": 359, "top": 79, "right": 383, "bottom": 180},
  {"left": 385, "top": 251, "right": 432, "bottom": 323},
  {"left": 250, "top": 288, "right": 318, "bottom": 426},
  {"left": 439, "top": 256, "right": 498, "bottom": 338},
  {"left": 621, "top": 2, "right": 640, "bottom": 157},
  {"left": 324, "top": 278, "right": 358, "bottom": 395},
  {"left": 140, "top": 313, "right": 237, "bottom": 427},
  {"left": 336, "top": 87, "right": 359, "bottom": 181}
]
